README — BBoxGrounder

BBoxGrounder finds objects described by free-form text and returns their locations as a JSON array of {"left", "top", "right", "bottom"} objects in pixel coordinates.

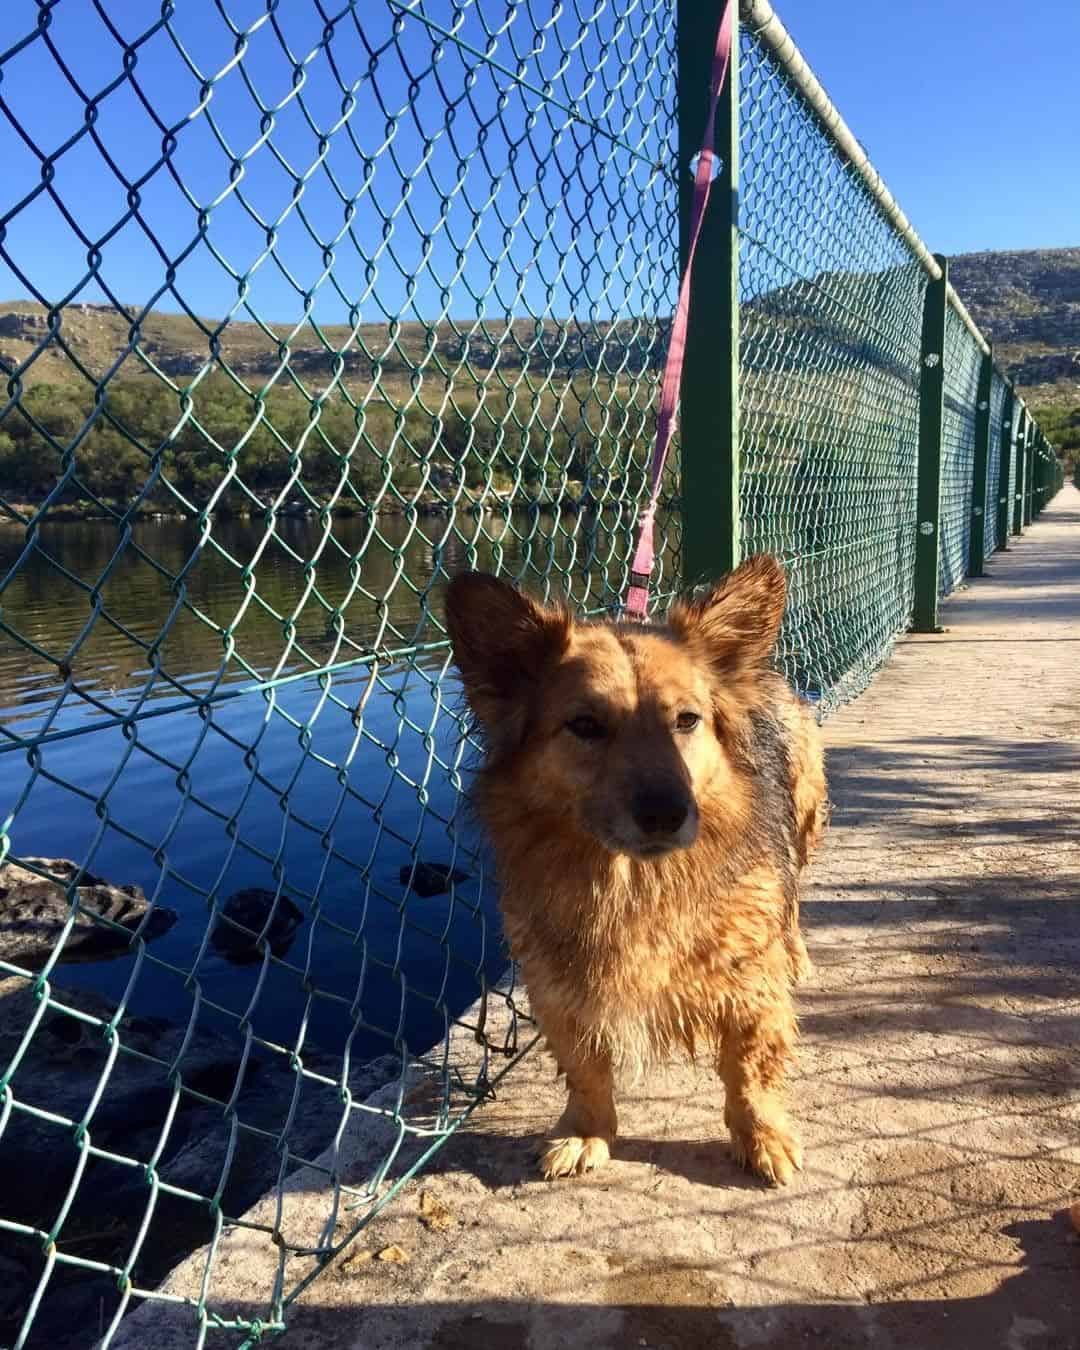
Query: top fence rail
[
  {"left": 743, "top": 0, "right": 989, "bottom": 353},
  {"left": 0, "top": 2, "right": 1064, "bottom": 1348}
]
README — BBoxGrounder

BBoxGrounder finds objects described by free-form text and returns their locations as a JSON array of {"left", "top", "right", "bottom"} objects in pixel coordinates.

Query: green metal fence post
[
  {"left": 994, "top": 384, "right": 1014, "bottom": 551},
  {"left": 911, "top": 255, "right": 948, "bottom": 633},
  {"left": 1012, "top": 406, "right": 1027, "bottom": 536},
  {"left": 1023, "top": 419, "right": 1035, "bottom": 526},
  {"left": 967, "top": 348, "right": 994, "bottom": 578},
  {"left": 1033, "top": 435, "right": 1042, "bottom": 515},
  {"left": 678, "top": 0, "right": 740, "bottom": 585},
  {"left": 1037, "top": 434, "right": 1047, "bottom": 514}
]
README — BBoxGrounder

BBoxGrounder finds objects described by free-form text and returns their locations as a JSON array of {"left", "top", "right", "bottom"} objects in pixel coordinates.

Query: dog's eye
[
  {"left": 675, "top": 711, "right": 701, "bottom": 733},
  {"left": 566, "top": 714, "right": 606, "bottom": 741}
]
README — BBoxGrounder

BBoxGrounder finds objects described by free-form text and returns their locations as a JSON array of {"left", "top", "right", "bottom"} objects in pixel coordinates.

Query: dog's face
[{"left": 445, "top": 555, "right": 786, "bottom": 861}]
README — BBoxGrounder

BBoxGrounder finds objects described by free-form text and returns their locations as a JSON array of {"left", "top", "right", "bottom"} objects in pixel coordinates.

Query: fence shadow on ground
[
  {"left": 190, "top": 1210, "right": 1080, "bottom": 1349},
  {"left": 824, "top": 734, "right": 1080, "bottom": 836}
]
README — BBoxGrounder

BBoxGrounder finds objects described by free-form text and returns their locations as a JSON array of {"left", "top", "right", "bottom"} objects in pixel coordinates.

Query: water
[{"left": 0, "top": 509, "right": 645, "bottom": 1060}]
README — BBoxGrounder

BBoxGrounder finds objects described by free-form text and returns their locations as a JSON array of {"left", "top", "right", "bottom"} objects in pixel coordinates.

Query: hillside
[
  {"left": 0, "top": 303, "right": 657, "bottom": 392},
  {"left": 3, "top": 247, "right": 1077, "bottom": 402},
  {"left": 948, "top": 247, "right": 1080, "bottom": 405},
  {"left": 0, "top": 245, "right": 1076, "bottom": 470}
]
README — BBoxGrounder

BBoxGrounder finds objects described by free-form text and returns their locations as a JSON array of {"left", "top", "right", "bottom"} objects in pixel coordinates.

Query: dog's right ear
[{"left": 444, "top": 572, "right": 571, "bottom": 737}]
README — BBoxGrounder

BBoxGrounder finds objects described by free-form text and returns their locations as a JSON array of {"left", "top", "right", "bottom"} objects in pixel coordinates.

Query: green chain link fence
[{"left": 0, "top": 1, "right": 1063, "bottom": 1346}]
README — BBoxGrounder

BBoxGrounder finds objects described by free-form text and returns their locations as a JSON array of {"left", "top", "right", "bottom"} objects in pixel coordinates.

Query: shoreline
[{"left": 0, "top": 493, "right": 608, "bottom": 527}]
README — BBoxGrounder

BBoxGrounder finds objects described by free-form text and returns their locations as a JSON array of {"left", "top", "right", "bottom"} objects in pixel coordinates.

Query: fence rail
[{"left": 0, "top": 1, "right": 1064, "bottom": 1347}]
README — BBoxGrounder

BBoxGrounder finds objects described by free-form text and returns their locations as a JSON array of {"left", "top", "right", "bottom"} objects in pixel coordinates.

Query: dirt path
[{"left": 116, "top": 487, "right": 1080, "bottom": 1350}]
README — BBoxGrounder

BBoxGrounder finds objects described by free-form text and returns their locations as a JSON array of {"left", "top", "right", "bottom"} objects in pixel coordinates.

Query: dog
[{"left": 445, "top": 554, "right": 827, "bottom": 1186}]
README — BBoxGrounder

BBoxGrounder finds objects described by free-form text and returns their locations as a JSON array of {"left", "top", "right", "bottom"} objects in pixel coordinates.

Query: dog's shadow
[
  {"left": 444, "top": 1120, "right": 770, "bottom": 1194},
  {"left": 611, "top": 1134, "right": 766, "bottom": 1191}
]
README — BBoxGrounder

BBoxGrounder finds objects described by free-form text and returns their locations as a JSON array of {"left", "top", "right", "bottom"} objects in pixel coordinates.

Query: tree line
[{"left": 0, "top": 374, "right": 649, "bottom": 513}]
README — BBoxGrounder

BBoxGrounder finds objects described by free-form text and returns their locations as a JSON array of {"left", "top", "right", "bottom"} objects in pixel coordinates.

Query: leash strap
[{"left": 623, "top": 0, "right": 734, "bottom": 618}]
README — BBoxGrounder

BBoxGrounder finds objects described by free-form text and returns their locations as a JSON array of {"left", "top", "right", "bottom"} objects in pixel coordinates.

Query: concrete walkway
[{"left": 125, "top": 487, "right": 1080, "bottom": 1350}]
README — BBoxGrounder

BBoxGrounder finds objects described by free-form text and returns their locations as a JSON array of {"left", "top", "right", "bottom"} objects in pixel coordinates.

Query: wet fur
[{"left": 446, "top": 556, "right": 827, "bottom": 1186}]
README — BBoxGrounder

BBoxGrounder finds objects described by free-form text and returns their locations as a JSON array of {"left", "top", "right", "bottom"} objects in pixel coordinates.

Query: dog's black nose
[{"left": 632, "top": 784, "right": 691, "bottom": 837}]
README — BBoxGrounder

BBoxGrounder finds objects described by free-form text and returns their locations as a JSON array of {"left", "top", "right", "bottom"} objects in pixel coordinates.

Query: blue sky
[
  {"left": 782, "top": 0, "right": 1080, "bottom": 256},
  {"left": 0, "top": 0, "right": 1075, "bottom": 328}
]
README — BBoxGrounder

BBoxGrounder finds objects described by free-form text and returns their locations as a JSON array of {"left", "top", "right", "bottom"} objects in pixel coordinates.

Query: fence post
[
  {"left": 1036, "top": 434, "right": 1046, "bottom": 514},
  {"left": 678, "top": 0, "right": 740, "bottom": 585},
  {"left": 1012, "top": 406, "right": 1027, "bottom": 536},
  {"left": 911, "top": 255, "right": 948, "bottom": 633},
  {"left": 1023, "top": 418, "right": 1035, "bottom": 526},
  {"left": 994, "top": 384, "right": 1014, "bottom": 551},
  {"left": 967, "top": 348, "right": 994, "bottom": 578}
]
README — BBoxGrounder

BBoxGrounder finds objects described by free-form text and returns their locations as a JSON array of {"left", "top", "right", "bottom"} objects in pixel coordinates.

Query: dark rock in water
[
  {"left": 209, "top": 887, "right": 304, "bottom": 964},
  {"left": 0, "top": 857, "right": 177, "bottom": 969},
  {"left": 399, "top": 861, "right": 469, "bottom": 899}
]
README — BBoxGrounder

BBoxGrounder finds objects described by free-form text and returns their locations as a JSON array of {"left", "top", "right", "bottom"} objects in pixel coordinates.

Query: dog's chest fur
[{"left": 489, "top": 783, "right": 798, "bottom": 1072}]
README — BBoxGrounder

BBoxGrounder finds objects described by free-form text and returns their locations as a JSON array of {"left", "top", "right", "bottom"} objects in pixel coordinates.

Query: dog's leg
[
  {"left": 785, "top": 890, "right": 813, "bottom": 986},
  {"left": 718, "top": 989, "right": 802, "bottom": 1186},
  {"left": 538, "top": 1036, "right": 617, "bottom": 1180}
]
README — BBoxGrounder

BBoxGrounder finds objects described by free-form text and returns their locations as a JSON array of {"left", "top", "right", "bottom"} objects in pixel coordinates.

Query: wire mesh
[
  {"left": 937, "top": 302, "right": 980, "bottom": 597},
  {"left": 984, "top": 370, "right": 1007, "bottom": 556},
  {"left": 0, "top": 2, "right": 1064, "bottom": 1348},
  {"left": 1006, "top": 403, "right": 1021, "bottom": 535},
  {"left": 0, "top": 2, "right": 677, "bottom": 1346},
  {"left": 737, "top": 24, "right": 925, "bottom": 713}
]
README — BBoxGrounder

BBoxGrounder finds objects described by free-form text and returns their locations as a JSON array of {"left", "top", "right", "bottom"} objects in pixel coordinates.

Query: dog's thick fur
[{"left": 445, "top": 556, "right": 827, "bottom": 1186}]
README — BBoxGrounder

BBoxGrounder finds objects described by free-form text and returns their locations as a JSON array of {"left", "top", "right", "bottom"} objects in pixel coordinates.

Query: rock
[
  {"left": 0, "top": 857, "right": 176, "bottom": 969},
  {"left": 374, "top": 1244, "right": 409, "bottom": 1264},
  {"left": 419, "top": 1190, "right": 454, "bottom": 1232},
  {"left": 209, "top": 888, "right": 304, "bottom": 964},
  {"left": 398, "top": 862, "right": 468, "bottom": 899},
  {"left": 0, "top": 974, "right": 400, "bottom": 1350},
  {"left": 0, "top": 312, "right": 47, "bottom": 338}
]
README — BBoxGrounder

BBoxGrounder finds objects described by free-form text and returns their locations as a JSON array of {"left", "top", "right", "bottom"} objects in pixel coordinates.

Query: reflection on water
[
  {"left": 0, "top": 509, "right": 675, "bottom": 1057},
  {"left": 0, "top": 510, "right": 641, "bottom": 732}
]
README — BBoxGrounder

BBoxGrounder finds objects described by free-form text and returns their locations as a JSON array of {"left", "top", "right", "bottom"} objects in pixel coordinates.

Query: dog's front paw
[
  {"left": 538, "top": 1134, "right": 611, "bottom": 1179},
  {"left": 728, "top": 1116, "right": 803, "bottom": 1187}
]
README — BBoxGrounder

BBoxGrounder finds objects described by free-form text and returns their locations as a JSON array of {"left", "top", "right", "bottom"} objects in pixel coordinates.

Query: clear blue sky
[
  {"left": 781, "top": 0, "right": 1080, "bottom": 256},
  {"left": 0, "top": 1, "right": 1076, "bottom": 328}
]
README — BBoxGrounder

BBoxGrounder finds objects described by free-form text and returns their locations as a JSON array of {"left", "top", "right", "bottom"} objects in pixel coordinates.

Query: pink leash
[{"left": 623, "top": 0, "right": 734, "bottom": 618}]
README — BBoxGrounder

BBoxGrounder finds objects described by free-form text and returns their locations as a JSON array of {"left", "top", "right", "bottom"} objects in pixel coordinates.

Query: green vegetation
[
  {"left": 1030, "top": 402, "right": 1080, "bottom": 470},
  {"left": 0, "top": 301, "right": 667, "bottom": 519},
  {"left": 0, "top": 372, "right": 657, "bottom": 519}
]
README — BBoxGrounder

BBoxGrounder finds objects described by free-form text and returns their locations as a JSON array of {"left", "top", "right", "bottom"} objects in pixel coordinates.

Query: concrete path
[{"left": 123, "top": 487, "right": 1080, "bottom": 1350}]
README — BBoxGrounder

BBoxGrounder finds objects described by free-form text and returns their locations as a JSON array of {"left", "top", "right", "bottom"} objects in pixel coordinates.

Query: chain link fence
[
  {"left": 738, "top": 22, "right": 926, "bottom": 709},
  {"left": 983, "top": 371, "right": 1008, "bottom": 556},
  {"left": 0, "top": 1, "right": 1063, "bottom": 1347}
]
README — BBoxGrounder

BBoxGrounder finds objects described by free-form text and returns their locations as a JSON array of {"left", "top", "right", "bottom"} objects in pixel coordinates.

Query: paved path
[{"left": 122, "top": 487, "right": 1080, "bottom": 1350}]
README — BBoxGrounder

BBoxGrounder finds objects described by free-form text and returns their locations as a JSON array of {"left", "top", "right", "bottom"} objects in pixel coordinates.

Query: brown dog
[{"left": 445, "top": 555, "right": 826, "bottom": 1186}]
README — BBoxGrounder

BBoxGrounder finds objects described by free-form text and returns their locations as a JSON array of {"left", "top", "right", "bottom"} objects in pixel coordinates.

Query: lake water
[{"left": 0, "top": 509, "right": 675, "bottom": 1062}]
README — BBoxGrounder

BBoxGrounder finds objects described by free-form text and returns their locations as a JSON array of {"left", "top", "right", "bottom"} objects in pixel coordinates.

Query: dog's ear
[
  {"left": 668, "top": 554, "right": 786, "bottom": 678},
  {"left": 444, "top": 572, "right": 571, "bottom": 734}
]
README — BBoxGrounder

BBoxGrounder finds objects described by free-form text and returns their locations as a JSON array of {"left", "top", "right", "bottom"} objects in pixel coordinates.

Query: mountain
[
  {"left": 948, "top": 247, "right": 1080, "bottom": 405},
  {"left": 1, "top": 244, "right": 1076, "bottom": 417},
  {"left": 0, "top": 303, "right": 660, "bottom": 392}
]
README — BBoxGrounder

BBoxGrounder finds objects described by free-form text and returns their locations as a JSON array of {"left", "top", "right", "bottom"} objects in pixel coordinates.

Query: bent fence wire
[{"left": 0, "top": 1, "right": 1062, "bottom": 1346}]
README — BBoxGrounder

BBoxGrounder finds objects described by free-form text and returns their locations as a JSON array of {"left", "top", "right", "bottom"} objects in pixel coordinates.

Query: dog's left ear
[{"left": 668, "top": 554, "right": 786, "bottom": 677}]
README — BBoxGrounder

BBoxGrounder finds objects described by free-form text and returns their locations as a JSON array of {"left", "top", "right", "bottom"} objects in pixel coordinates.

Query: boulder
[
  {"left": 209, "top": 887, "right": 304, "bottom": 964},
  {"left": 0, "top": 974, "right": 399, "bottom": 1350},
  {"left": 398, "top": 861, "right": 469, "bottom": 899},
  {"left": 0, "top": 857, "right": 176, "bottom": 968}
]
